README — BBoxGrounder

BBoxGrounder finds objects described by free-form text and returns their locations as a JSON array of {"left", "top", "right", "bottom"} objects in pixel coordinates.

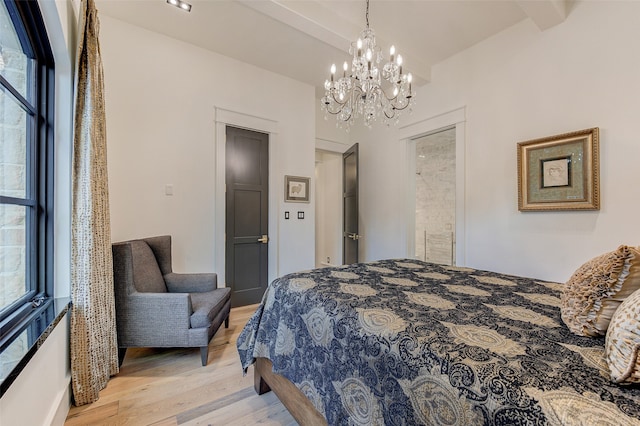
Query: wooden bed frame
[{"left": 254, "top": 357, "right": 327, "bottom": 425}]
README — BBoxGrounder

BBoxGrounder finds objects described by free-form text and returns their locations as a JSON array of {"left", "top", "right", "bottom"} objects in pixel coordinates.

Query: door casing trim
[{"left": 214, "top": 107, "right": 279, "bottom": 287}]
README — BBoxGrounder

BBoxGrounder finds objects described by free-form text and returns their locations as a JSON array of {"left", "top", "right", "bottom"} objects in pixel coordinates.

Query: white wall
[
  {"left": 0, "top": 316, "right": 71, "bottom": 426},
  {"left": 349, "top": 122, "right": 410, "bottom": 262},
  {"left": 100, "top": 16, "right": 316, "bottom": 280},
  {"left": 350, "top": 0, "right": 640, "bottom": 282}
]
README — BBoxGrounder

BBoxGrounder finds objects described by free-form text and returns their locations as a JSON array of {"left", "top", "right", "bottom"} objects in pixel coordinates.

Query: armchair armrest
[
  {"left": 120, "top": 292, "right": 193, "bottom": 342},
  {"left": 164, "top": 272, "right": 217, "bottom": 293}
]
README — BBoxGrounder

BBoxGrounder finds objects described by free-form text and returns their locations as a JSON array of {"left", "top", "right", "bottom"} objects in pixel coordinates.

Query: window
[{"left": 0, "top": 0, "right": 54, "bottom": 343}]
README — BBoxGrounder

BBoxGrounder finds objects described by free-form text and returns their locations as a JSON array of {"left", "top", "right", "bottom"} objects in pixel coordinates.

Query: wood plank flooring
[{"left": 65, "top": 304, "right": 296, "bottom": 426}]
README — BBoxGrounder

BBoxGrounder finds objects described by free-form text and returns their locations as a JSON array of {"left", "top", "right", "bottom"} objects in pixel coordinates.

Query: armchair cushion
[
  {"left": 190, "top": 288, "right": 231, "bottom": 328},
  {"left": 130, "top": 241, "right": 167, "bottom": 293}
]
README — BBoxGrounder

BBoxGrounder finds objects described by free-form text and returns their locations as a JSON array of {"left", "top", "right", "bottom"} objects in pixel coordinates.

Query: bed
[{"left": 237, "top": 259, "right": 640, "bottom": 425}]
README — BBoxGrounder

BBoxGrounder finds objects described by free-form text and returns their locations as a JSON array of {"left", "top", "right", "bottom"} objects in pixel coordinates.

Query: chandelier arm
[
  {"left": 329, "top": 92, "right": 349, "bottom": 106},
  {"left": 324, "top": 95, "right": 348, "bottom": 114},
  {"left": 325, "top": 103, "right": 344, "bottom": 115},
  {"left": 383, "top": 109, "right": 395, "bottom": 119},
  {"left": 352, "top": 84, "right": 365, "bottom": 99},
  {"left": 380, "top": 89, "right": 399, "bottom": 103},
  {"left": 391, "top": 101, "right": 411, "bottom": 112},
  {"left": 341, "top": 107, "right": 354, "bottom": 123}
]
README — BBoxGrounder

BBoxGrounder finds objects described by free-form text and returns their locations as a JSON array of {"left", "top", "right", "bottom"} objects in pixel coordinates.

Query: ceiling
[{"left": 95, "top": 0, "right": 569, "bottom": 97}]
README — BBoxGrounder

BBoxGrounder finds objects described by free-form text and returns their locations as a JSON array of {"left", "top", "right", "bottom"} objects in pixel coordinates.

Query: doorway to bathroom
[{"left": 414, "top": 127, "right": 456, "bottom": 265}]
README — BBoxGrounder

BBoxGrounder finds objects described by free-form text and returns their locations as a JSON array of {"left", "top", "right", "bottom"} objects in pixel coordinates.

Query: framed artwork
[
  {"left": 285, "top": 175, "right": 310, "bottom": 203},
  {"left": 517, "top": 127, "right": 600, "bottom": 211}
]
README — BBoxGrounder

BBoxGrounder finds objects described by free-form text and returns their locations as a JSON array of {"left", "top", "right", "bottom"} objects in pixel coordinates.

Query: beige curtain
[{"left": 70, "top": 0, "right": 119, "bottom": 406}]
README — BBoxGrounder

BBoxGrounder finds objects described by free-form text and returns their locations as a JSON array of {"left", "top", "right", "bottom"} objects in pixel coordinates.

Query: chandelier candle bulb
[
  {"left": 167, "top": 0, "right": 192, "bottom": 12},
  {"left": 343, "top": 61, "right": 348, "bottom": 77},
  {"left": 331, "top": 64, "right": 336, "bottom": 81},
  {"left": 390, "top": 45, "right": 395, "bottom": 62},
  {"left": 357, "top": 39, "right": 362, "bottom": 56}
]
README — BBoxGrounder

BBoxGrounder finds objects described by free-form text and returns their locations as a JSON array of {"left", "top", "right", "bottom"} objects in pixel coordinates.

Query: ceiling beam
[
  {"left": 516, "top": 0, "right": 568, "bottom": 30},
  {"left": 237, "top": 0, "right": 357, "bottom": 53},
  {"left": 237, "top": 0, "right": 431, "bottom": 84}
]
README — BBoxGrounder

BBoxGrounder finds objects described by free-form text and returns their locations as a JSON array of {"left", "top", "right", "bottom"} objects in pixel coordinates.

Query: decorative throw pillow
[
  {"left": 606, "top": 287, "right": 640, "bottom": 383},
  {"left": 561, "top": 245, "right": 640, "bottom": 337}
]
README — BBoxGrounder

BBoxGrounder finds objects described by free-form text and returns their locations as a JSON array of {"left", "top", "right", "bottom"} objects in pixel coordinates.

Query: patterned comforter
[{"left": 237, "top": 259, "right": 640, "bottom": 425}]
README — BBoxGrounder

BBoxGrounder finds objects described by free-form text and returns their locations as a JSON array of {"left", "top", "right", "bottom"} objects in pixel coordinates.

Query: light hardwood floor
[{"left": 65, "top": 304, "right": 296, "bottom": 426}]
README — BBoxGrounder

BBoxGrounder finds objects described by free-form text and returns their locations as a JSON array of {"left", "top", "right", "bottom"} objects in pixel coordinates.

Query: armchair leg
[
  {"left": 118, "top": 348, "right": 127, "bottom": 367},
  {"left": 225, "top": 315, "right": 230, "bottom": 328},
  {"left": 200, "top": 346, "right": 209, "bottom": 366}
]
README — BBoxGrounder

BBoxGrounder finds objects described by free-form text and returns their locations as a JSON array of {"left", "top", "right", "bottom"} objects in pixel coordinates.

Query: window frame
[{"left": 0, "top": 0, "right": 55, "bottom": 345}]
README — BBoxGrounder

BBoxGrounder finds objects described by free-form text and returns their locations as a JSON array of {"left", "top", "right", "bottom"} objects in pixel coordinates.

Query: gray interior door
[
  {"left": 225, "top": 127, "right": 269, "bottom": 307},
  {"left": 343, "top": 143, "right": 359, "bottom": 264}
]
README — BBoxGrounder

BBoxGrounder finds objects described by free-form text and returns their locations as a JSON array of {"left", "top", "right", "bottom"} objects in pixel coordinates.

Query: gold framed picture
[
  {"left": 517, "top": 127, "right": 600, "bottom": 211},
  {"left": 284, "top": 175, "right": 310, "bottom": 203}
]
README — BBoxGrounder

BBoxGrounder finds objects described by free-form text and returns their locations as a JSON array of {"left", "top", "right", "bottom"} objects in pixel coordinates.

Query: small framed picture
[
  {"left": 517, "top": 127, "right": 599, "bottom": 211},
  {"left": 541, "top": 156, "right": 571, "bottom": 188},
  {"left": 285, "top": 175, "right": 310, "bottom": 203}
]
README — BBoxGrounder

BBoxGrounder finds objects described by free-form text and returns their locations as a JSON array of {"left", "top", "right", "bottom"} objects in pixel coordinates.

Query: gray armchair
[{"left": 112, "top": 235, "right": 231, "bottom": 366}]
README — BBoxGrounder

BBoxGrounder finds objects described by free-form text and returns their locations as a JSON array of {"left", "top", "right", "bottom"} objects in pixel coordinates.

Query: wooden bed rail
[{"left": 254, "top": 357, "right": 327, "bottom": 425}]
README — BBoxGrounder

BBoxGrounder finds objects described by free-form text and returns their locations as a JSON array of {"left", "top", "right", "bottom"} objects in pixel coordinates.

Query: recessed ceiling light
[{"left": 166, "top": 0, "right": 191, "bottom": 12}]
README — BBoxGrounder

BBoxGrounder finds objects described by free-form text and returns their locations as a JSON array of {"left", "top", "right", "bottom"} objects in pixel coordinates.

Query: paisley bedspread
[{"left": 237, "top": 259, "right": 640, "bottom": 425}]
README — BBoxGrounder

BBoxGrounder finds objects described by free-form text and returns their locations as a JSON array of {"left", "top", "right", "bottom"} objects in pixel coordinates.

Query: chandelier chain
[{"left": 365, "top": 0, "right": 370, "bottom": 29}]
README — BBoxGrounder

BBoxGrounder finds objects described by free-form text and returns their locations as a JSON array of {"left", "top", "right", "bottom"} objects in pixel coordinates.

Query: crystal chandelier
[{"left": 321, "top": 0, "right": 414, "bottom": 129}]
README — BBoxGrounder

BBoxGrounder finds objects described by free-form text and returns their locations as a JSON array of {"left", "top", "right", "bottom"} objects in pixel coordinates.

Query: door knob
[{"left": 258, "top": 235, "right": 269, "bottom": 244}]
